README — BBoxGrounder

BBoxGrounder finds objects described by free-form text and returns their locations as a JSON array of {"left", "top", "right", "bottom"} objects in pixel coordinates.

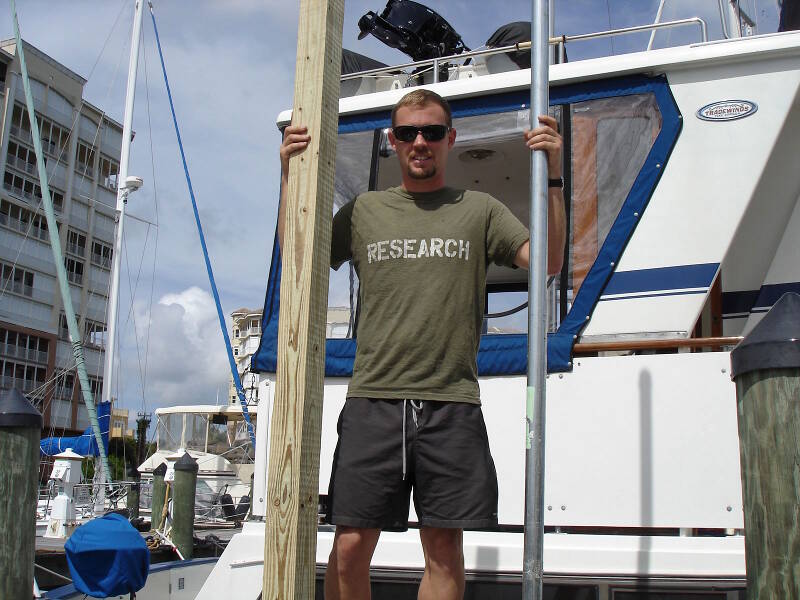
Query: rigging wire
[
  {"left": 605, "top": 0, "right": 616, "bottom": 55},
  {"left": 148, "top": 4, "right": 255, "bottom": 448},
  {"left": 140, "top": 10, "right": 161, "bottom": 415}
]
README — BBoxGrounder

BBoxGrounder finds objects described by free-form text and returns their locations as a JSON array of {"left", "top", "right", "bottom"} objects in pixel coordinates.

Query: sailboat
[{"left": 46, "top": 0, "right": 800, "bottom": 598}]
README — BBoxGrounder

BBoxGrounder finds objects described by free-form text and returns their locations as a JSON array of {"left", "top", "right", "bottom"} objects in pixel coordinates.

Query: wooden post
[
  {"left": 0, "top": 388, "right": 42, "bottom": 599},
  {"left": 263, "top": 0, "right": 344, "bottom": 598},
  {"left": 731, "top": 292, "right": 800, "bottom": 598},
  {"left": 151, "top": 462, "right": 167, "bottom": 531},
  {"left": 171, "top": 452, "right": 198, "bottom": 559}
]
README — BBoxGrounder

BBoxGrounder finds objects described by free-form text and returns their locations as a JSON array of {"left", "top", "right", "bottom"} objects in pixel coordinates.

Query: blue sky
[{"left": 1, "top": 0, "right": 781, "bottom": 415}]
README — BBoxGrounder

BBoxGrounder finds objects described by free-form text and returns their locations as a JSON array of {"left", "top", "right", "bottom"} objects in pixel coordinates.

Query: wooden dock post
[
  {"left": 0, "top": 388, "right": 42, "bottom": 599},
  {"left": 262, "top": 0, "right": 344, "bottom": 598},
  {"left": 731, "top": 292, "right": 800, "bottom": 598},
  {"left": 171, "top": 452, "right": 198, "bottom": 559}
]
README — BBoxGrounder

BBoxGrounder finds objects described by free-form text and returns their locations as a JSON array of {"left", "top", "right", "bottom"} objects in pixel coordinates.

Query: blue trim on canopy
[{"left": 253, "top": 74, "right": 683, "bottom": 376}]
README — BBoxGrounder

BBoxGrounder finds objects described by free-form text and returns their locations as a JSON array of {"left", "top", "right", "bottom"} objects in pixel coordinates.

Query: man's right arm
[{"left": 277, "top": 124, "right": 311, "bottom": 250}]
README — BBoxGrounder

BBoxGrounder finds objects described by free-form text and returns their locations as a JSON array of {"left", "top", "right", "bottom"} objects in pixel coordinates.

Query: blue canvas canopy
[
  {"left": 64, "top": 512, "right": 149, "bottom": 597},
  {"left": 40, "top": 401, "right": 110, "bottom": 457}
]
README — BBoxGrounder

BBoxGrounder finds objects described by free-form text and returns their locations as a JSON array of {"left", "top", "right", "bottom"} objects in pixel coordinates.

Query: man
[{"left": 279, "top": 89, "right": 565, "bottom": 600}]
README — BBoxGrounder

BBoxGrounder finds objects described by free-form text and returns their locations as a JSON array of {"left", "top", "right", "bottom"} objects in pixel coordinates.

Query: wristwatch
[{"left": 547, "top": 177, "right": 564, "bottom": 189}]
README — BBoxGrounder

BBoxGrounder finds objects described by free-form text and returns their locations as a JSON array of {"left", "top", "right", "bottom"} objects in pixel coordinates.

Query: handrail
[
  {"left": 340, "top": 17, "right": 709, "bottom": 84},
  {"left": 573, "top": 336, "right": 742, "bottom": 354}
]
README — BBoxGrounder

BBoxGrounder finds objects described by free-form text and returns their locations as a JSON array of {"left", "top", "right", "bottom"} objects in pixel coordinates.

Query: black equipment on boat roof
[
  {"left": 357, "top": 0, "right": 469, "bottom": 61},
  {"left": 486, "top": 22, "right": 532, "bottom": 69}
]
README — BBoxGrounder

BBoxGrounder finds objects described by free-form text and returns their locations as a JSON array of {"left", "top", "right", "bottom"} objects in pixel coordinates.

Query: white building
[
  {"left": 229, "top": 307, "right": 262, "bottom": 405},
  {"left": 227, "top": 306, "right": 353, "bottom": 405},
  {"left": 0, "top": 40, "right": 122, "bottom": 434}
]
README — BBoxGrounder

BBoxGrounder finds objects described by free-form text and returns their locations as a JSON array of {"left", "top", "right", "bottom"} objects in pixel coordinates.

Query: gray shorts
[{"left": 326, "top": 397, "right": 499, "bottom": 532}]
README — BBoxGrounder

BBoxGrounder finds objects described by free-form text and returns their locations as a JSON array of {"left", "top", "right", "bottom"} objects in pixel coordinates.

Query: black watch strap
[{"left": 548, "top": 177, "right": 564, "bottom": 189}]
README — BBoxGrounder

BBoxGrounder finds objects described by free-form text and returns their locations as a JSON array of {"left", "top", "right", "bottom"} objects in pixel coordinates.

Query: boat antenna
[{"left": 523, "top": 0, "right": 551, "bottom": 597}]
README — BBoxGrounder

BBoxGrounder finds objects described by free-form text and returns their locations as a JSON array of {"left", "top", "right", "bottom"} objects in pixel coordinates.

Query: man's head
[{"left": 388, "top": 89, "right": 457, "bottom": 193}]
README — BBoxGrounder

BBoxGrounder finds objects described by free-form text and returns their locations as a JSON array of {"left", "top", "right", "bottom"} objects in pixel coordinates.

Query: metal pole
[
  {"left": 648, "top": 0, "right": 667, "bottom": 50},
  {"left": 103, "top": 0, "right": 146, "bottom": 409},
  {"left": 523, "top": 0, "right": 550, "bottom": 597},
  {"left": 548, "top": 0, "right": 555, "bottom": 65}
]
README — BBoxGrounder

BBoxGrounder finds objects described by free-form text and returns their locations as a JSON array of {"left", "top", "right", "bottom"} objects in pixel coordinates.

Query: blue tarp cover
[
  {"left": 40, "top": 401, "right": 110, "bottom": 457},
  {"left": 64, "top": 512, "right": 149, "bottom": 597}
]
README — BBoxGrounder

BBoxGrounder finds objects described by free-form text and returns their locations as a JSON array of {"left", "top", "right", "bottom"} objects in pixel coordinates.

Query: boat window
[
  {"left": 328, "top": 129, "right": 374, "bottom": 336},
  {"left": 486, "top": 93, "right": 662, "bottom": 334},
  {"left": 184, "top": 413, "right": 208, "bottom": 453},
  {"left": 156, "top": 413, "right": 183, "bottom": 453},
  {"left": 326, "top": 93, "right": 661, "bottom": 339}
]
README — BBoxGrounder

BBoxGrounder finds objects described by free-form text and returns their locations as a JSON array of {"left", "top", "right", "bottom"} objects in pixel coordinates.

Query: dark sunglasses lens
[
  {"left": 393, "top": 125, "right": 449, "bottom": 142},
  {"left": 420, "top": 125, "right": 448, "bottom": 141},
  {"left": 393, "top": 126, "right": 417, "bottom": 142}
]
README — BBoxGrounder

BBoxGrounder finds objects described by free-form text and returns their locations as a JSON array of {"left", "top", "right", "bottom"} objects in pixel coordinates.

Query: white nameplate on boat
[{"left": 697, "top": 100, "right": 758, "bottom": 122}]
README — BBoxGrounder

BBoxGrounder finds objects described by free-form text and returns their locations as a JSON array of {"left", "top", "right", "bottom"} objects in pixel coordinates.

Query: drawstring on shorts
[{"left": 402, "top": 399, "right": 424, "bottom": 480}]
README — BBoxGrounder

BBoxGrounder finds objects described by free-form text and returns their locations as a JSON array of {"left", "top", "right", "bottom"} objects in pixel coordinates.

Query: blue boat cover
[
  {"left": 64, "top": 512, "right": 149, "bottom": 597},
  {"left": 40, "top": 401, "right": 110, "bottom": 457}
]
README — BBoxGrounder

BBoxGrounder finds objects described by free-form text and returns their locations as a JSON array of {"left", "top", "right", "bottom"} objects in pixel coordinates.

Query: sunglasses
[{"left": 392, "top": 124, "right": 450, "bottom": 143}]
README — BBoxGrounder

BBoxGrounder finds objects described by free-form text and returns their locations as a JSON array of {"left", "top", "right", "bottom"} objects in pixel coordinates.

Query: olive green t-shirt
[{"left": 331, "top": 186, "right": 529, "bottom": 404}]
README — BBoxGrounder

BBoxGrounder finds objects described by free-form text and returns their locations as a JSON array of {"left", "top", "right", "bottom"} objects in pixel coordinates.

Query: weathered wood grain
[
  {"left": 262, "top": 0, "right": 344, "bottom": 598},
  {"left": 0, "top": 427, "right": 40, "bottom": 599},
  {"left": 736, "top": 368, "right": 800, "bottom": 599}
]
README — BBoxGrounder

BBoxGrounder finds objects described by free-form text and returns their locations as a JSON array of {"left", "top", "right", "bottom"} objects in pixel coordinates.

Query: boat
[
  {"left": 137, "top": 403, "right": 259, "bottom": 525},
  {"left": 45, "top": 1, "right": 800, "bottom": 598}
]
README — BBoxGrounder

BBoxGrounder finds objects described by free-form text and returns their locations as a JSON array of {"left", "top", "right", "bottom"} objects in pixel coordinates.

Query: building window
[
  {"left": 234, "top": 328, "right": 240, "bottom": 338},
  {"left": 0, "top": 199, "right": 55, "bottom": 241},
  {"left": 54, "top": 372, "right": 74, "bottom": 401},
  {"left": 64, "top": 257, "right": 84, "bottom": 285},
  {"left": 1, "top": 261, "right": 34, "bottom": 297},
  {"left": 9, "top": 104, "right": 69, "bottom": 159},
  {"left": 7, "top": 140, "right": 37, "bottom": 176},
  {"left": 0, "top": 328, "right": 49, "bottom": 364},
  {"left": 59, "top": 313, "right": 80, "bottom": 340},
  {"left": 89, "top": 376, "right": 103, "bottom": 403},
  {"left": 250, "top": 319, "right": 260, "bottom": 330},
  {"left": 234, "top": 347, "right": 239, "bottom": 356},
  {"left": 0, "top": 358, "right": 46, "bottom": 394},
  {"left": 91, "top": 240, "right": 113, "bottom": 269},
  {"left": 66, "top": 229, "right": 86, "bottom": 258},
  {"left": 2, "top": 170, "right": 63, "bottom": 211},
  {"left": 83, "top": 319, "right": 106, "bottom": 349},
  {"left": 75, "top": 141, "right": 96, "bottom": 178},
  {"left": 98, "top": 155, "right": 119, "bottom": 190}
]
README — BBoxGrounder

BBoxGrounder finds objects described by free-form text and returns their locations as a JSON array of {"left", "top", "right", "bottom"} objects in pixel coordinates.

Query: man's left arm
[{"left": 514, "top": 115, "right": 567, "bottom": 275}]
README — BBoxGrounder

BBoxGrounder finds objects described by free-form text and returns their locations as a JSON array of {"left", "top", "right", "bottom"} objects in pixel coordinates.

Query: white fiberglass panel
[
  {"left": 480, "top": 352, "right": 742, "bottom": 529},
  {"left": 587, "top": 54, "right": 800, "bottom": 337}
]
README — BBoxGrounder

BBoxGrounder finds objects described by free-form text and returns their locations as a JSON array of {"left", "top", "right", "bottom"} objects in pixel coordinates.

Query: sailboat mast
[
  {"left": 523, "top": 0, "right": 551, "bottom": 597},
  {"left": 102, "top": 0, "right": 145, "bottom": 407}
]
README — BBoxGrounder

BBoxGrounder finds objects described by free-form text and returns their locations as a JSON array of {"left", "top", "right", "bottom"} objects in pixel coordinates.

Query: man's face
[{"left": 388, "top": 103, "right": 457, "bottom": 192}]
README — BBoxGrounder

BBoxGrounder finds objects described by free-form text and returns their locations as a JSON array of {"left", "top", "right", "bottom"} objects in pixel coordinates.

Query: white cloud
[{"left": 118, "top": 287, "right": 230, "bottom": 412}]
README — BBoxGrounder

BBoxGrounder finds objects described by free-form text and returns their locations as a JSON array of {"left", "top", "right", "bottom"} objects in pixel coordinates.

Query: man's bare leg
[
  {"left": 324, "top": 526, "right": 381, "bottom": 600},
  {"left": 418, "top": 527, "right": 465, "bottom": 600}
]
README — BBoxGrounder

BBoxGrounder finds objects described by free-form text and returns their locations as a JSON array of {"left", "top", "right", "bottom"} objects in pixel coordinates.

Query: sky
[{"left": 1, "top": 0, "right": 781, "bottom": 417}]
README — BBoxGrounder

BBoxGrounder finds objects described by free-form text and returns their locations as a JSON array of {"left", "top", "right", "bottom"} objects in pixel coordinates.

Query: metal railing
[
  {"left": 0, "top": 343, "right": 48, "bottom": 363},
  {"left": 66, "top": 242, "right": 85, "bottom": 257},
  {"left": 342, "top": 17, "right": 709, "bottom": 85},
  {"left": 6, "top": 154, "right": 37, "bottom": 176}
]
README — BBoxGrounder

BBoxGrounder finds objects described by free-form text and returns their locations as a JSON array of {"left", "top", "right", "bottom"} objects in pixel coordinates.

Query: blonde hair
[{"left": 391, "top": 89, "right": 452, "bottom": 127}]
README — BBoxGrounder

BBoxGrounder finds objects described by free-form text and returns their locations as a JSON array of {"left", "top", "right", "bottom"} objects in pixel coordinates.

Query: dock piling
[
  {"left": 731, "top": 292, "right": 800, "bottom": 598},
  {"left": 0, "top": 388, "right": 42, "bottom": 599},
  {"left": 151, "top": 462, "right": 167, "bottom": 531},
  {"left": 171, "top": 452, "right": 198, "bottom": 559}
]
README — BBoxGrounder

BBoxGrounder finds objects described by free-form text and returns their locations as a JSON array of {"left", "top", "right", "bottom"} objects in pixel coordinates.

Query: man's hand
[
  {"left": 278, "top": 124, "right": 310, "bottom": 250},
  {"left": 517, "top": 114, "right": 567, "bottom": 275},
  {"left": 280, "top": 124, "right": 311, "bottom": 176},
  {"left": 523, "top": 115, "right": 562, "bottom": 177}
]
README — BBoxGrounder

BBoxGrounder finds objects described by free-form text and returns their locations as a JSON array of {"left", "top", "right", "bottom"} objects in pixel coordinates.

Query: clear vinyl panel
[{"left": 326, "top": 93, "right": 661, "bottom": 339}]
